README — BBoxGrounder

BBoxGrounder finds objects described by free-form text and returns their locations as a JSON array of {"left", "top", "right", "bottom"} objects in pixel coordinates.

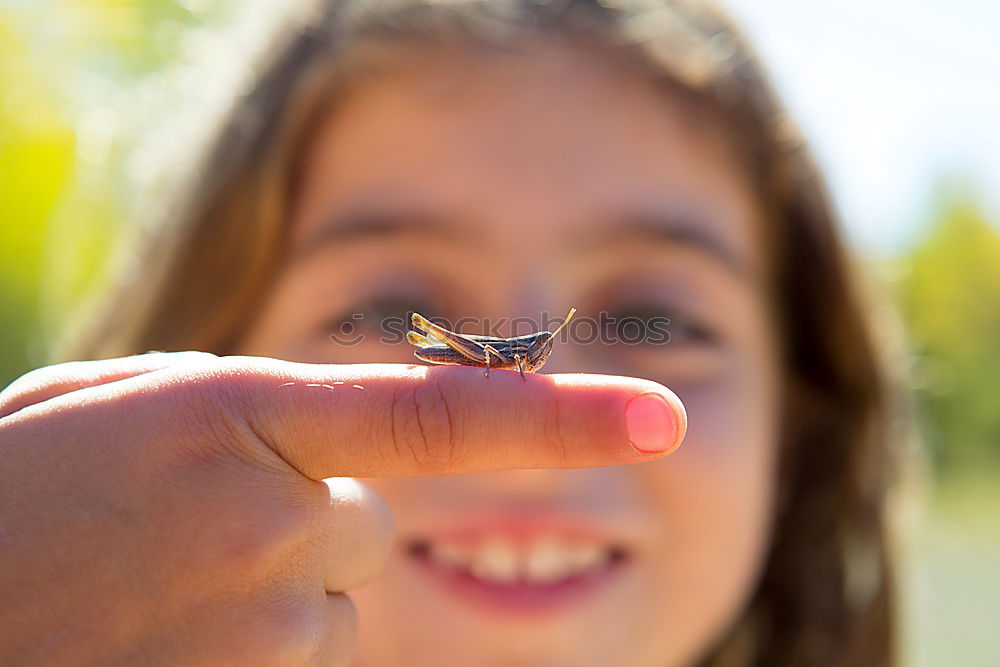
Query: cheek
[{"left": 632, "top": 352, "right": 781, "bottom": 662}]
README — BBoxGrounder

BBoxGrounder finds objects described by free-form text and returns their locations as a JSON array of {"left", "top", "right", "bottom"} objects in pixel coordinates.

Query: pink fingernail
[{"left": 625, "top": 392, "right": 679, "bottom": 454}]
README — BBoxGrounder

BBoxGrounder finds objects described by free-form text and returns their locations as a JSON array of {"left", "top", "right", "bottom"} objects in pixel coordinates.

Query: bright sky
[{"left": 719, "top": 0, "right": 1000, "bottom": 254}]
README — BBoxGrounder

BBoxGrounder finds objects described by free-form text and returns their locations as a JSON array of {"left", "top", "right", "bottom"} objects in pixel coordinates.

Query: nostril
[{"left": 407, "top": 539, "right": 431, "bottom": 559}]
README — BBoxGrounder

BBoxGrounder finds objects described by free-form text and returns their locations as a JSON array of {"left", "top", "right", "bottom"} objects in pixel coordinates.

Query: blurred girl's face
[{"left": 236, "top": 39, "right": 782, "bottom": 667}]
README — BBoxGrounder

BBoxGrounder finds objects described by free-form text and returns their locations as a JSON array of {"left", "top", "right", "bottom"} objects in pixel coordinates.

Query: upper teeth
[{"left": 426, "top": 536, "right": 611, "bottom": 585}]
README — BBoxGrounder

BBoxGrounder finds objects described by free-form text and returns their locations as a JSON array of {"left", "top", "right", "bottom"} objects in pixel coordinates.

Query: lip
[
  {"left": 408, "top": 509, "right": 636, "bottom": 544},
  {"left": 402, "top": 508, "right": 634, "bottom": 616}
]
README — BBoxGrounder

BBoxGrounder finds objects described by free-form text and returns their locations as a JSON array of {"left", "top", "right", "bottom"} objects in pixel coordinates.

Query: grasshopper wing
[
  {"left": 410, "top": 313, "right": 488, "bottom": 363},
  {"left": 406, "top": 331, "right": 436, "bottom": 347}
]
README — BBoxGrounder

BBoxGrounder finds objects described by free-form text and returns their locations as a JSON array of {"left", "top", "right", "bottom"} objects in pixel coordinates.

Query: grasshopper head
[{"left": 524, "top": 308, "right": 576, "bottom": 372}]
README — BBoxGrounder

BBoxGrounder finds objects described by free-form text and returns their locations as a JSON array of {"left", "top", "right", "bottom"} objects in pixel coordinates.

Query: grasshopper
[{"left": 406, "top": 308, "right": 577, "bottom": 380}]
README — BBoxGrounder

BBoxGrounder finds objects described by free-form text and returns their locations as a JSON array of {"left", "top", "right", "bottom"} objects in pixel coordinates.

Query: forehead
[{"left": 290, "top": 38, "right": 766, "bottom": 282}]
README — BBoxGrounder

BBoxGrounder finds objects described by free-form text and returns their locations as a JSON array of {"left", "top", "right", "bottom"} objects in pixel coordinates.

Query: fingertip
[
  {"left": 548, "top": 373, "right": 687, "bottom": 457},
  {"left": 624, "top": 392, "right": 683, "bottom": 455},
  {"left": 653, "top": 384, "right": 688, "bottom": 454}
]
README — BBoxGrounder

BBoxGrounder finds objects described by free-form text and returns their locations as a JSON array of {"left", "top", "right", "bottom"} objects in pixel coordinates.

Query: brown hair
[{"left": 55, "top": 1, "right": 900, "bottom": 664}]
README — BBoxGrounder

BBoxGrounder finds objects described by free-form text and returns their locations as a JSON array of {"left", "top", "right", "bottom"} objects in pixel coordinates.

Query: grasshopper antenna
[{"left": 550, "top": 307, "right": 577, "bottom": 341}]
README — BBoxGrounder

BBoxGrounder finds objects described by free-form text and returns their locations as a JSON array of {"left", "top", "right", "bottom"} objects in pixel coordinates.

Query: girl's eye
[
  {"left": 324, "top": 294, "right": 442, "bottom": 337},
  {"left": 603, "top": 302, "right": 715, "bottom": 347}
]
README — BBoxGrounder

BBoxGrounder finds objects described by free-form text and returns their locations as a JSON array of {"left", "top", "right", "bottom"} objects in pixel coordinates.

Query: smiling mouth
[
  {"left": 405, "top": 535, "right": 630, "bottom": 614},
  {"left": 408, "top": 536, "right": 628, "bottom": 584}
]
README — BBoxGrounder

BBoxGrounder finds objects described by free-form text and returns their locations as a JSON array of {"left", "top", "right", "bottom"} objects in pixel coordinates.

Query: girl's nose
[
  {"left": 464, "top": 468, "right": 579, "bottom": 499},
  {"left": 461, "top": 466, "right": 632, "bottom": 510}
]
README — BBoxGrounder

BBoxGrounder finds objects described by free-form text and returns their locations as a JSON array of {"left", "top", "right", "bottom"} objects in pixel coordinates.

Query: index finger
[{"left": 185, "top": 357, "right": 686, "bottom": 480}]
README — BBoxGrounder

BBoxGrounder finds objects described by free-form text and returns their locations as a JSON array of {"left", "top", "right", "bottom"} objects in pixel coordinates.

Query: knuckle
[
  {"left": 321, "top": 593, "right": 359, "bottom": 666},
  {"left": 241, "top": 595, "right": 333, "bottom": 666},
  {"left": 323, "top": 480, "right": 395, "bottom": 588},
  {"left": 362, "top": 486, "right": 396, "bottom": 551},
  {"left": 389, "top": 381, "right": 460, "bottom": 473},
  {"left": 325, "top": 478, "right": 393, "bottom": 540}
]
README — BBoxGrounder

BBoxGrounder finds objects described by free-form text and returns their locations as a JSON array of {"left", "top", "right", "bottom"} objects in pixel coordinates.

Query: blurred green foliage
[
  {"left": 1, "top": 12, "right": 72, "bottom": 384},
  {"left": 891, "top": 185, "right": 1000, "bottom": 474},
  {"left": 0, "top": 0, "right": 234, "bottom": 383}
]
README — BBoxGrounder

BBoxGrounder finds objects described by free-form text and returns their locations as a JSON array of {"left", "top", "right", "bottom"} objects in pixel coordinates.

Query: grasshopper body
[{"left": 407, "top": 308, "right": 576, "bottom": 379}]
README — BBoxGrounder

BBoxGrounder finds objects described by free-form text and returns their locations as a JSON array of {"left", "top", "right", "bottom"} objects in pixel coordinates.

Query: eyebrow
[
  {"left": 286, "top": 210, "right": 477, "bottom": 264},
  {"left": 569, "top": 215, "right": 752, "bottom": 280},
  {"left": 287, "top": 207, "right": 751, "bottom": 279}
]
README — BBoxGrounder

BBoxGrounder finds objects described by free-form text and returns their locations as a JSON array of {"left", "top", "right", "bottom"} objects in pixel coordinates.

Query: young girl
[{"left": 0, "top": 0, "right": 898, "bottom": 665}]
